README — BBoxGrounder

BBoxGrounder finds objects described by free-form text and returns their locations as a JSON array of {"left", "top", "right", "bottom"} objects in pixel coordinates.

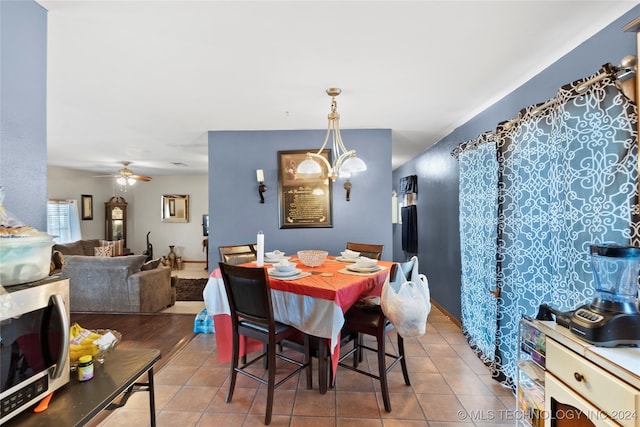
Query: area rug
[{"left": 174, "top": 277, "right": 208, "bottom": 301}]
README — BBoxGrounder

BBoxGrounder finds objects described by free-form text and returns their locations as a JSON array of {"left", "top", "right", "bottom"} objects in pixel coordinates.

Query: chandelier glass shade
[
  {"left": 297, "top": 88, "right": 367, "bottom": 181},
  {"left": 116, "top": 177, "right": 136, "bottom": 186}
]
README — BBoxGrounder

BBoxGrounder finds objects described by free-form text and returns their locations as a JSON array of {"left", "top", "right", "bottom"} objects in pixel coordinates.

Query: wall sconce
[
  {"left": 343, "top": 179, "right": 352, "bottom": 201},
  {"left": 257, "top": 169, "right": 267, "bottom": 203}
]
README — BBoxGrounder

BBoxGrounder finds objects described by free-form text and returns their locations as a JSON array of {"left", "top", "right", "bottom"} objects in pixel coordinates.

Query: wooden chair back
[
  {"left": 218, "top": 244, "right": 257, "bottom": 265},
  {"left": 346, "top": 242, "right": 384, "bottom": 260}
]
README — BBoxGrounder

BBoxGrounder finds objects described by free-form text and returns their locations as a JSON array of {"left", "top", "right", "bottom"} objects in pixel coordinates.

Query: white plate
[
  {"left": 335, "top": 256, "right": 359, "bottom": 263},
  {"left": 264, "top": 256, "right": 291, "bottom": 262},
  {"left": 347, "top": 264, "right": 381, "bottom": 273},
  {"left": 268, "top": 268, "right": 302, "bottom": 277},
  {"left": 255, "top": 256, "right": 292, "bottom": 264}
]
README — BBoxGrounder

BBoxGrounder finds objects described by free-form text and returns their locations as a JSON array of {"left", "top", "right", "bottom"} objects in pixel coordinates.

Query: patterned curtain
[
  {"left": 457, "top": 65, "right": 638, "bottom": 386},
  {"left": 458, "top": 133, "right": 499, "bottom": 368}
]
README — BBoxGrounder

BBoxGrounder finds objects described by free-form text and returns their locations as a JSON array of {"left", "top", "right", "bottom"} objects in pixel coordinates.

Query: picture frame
[
  {"left": 162, "top": 195, "right": 189, "bottom": 223},
  {"left": 81, "top": 194, "right": 93, "bottom": 220},
  {"left": 278, "top": 150, "right": 333, "bottom": 229},
  {"left": 202, "top": 214, "right": 209, "bottom": 236}
]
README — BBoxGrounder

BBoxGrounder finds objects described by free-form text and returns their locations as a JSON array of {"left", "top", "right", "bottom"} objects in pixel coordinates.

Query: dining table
[{"left": 203, "top": 255, "right": 394, "bottom": 393}]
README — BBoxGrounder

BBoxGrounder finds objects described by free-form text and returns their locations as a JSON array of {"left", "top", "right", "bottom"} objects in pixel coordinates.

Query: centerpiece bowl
[{"left": 297, "top": 250, "right": 328, "bottom": 267}]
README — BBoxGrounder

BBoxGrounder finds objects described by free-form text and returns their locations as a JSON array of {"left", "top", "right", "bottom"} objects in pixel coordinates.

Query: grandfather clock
[{"left": 105, "top": 196, "right": 127, "bottom": 246}]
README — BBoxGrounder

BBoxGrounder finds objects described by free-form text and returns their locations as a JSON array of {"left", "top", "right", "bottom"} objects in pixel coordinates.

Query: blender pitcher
[{"left": 590, "top": 244, "right": 640, "bottom": 313}]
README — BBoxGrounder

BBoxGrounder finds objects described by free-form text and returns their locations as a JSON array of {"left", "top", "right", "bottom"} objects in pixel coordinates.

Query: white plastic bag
[{"left": 381, "top": 270, "right": 431, "bottom": 338}]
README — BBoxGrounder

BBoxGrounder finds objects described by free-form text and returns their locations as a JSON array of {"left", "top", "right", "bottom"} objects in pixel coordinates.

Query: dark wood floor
[{"left": 70, "top": 312, "right": 197, "bottom": 372}]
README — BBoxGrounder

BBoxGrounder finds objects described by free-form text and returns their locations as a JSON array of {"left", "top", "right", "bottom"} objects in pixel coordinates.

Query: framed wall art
[
  {"left": 278, "top": 150, "right": 333, "bottom": 228},
  {"left": 162, "top": 194, "right": 189, "bottom": 223},
  {"left": 81, "top": 194, "right": 93, "bottom": 220}
]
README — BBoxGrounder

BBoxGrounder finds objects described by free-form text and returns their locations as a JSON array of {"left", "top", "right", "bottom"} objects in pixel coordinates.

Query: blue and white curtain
[
  {"left": 456, "top": 65, "right": 638, "bottom": 386},
  {"left": 458, "top": 132, "right": 499, "bottom": 366}
]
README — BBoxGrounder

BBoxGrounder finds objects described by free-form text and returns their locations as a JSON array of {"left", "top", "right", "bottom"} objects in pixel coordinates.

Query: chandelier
[{"left": 297, "top": 88, "right": 367, "bottom": 181}]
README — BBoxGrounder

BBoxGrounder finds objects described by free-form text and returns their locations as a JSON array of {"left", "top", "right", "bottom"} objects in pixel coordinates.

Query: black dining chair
[
  {"left": 218, "top": 244, "right": 257, "bottom": 265},
  {"left": 338, "top": 259, "right": 415, "bottom": 412},
  {"left": 219, "top": 262, "right": 312, "bottom": 425},
  {"left": 346, "top": 242, "right": 384, "bottom": 260}
]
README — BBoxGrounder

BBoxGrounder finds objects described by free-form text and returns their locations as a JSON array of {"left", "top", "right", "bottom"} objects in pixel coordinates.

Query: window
[{"left": 47, "top": 200, "right": 82, "bottom": 243}]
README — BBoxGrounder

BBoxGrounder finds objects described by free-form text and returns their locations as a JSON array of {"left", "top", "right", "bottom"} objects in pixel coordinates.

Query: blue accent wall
[
  {"left": 0, "top": 1, "right": 48, "bottom": 230},
  {"left": 208, "top": 129, "right": 392, "bottom": 266},
  {"left": 392, "top": 5, "right": 640, "bottom": 322}
]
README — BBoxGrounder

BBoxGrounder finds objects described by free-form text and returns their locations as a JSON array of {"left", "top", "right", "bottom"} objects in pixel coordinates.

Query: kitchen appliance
[
  {"left": 0, "top": 278, "right": 70, "bottom": 424},
  {"left": 540, "top": 244, "right": 640, "bottom": 347}
]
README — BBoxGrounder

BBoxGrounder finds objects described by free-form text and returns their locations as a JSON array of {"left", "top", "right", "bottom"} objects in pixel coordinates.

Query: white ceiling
[{"left": 38, "top": 0, "right": 638, "bottom": 178}]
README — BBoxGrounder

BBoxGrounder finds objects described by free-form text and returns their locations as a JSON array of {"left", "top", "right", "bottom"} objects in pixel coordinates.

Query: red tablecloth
[{"left": 203, "top": 258, "right": 393, "bottom": 378}]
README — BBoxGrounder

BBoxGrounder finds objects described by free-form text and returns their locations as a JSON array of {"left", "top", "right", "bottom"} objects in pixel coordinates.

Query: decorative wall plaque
[{"left": 278, "top": 150, "right": 333, "bottom": 228}]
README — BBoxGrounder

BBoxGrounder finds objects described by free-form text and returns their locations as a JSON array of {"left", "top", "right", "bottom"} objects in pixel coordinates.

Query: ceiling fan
[
  {"left": 95, "top": 161, "right": 152, "bottom": 188},
  {"left": 116, "top": 161, "right": 152, "bottom": 183}
]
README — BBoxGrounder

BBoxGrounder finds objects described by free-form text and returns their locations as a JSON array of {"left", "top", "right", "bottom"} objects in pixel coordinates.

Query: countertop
[{"left": 530, "top": 319, "right": 640, "bottom": 390}]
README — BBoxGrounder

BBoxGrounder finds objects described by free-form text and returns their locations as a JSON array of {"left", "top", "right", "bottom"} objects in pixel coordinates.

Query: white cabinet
[
  {"left": 518, "top": 319, "right": 640, "bottom": 427},
  {"left": 545, "top": 339, "right": 639, "bottom": 427}
]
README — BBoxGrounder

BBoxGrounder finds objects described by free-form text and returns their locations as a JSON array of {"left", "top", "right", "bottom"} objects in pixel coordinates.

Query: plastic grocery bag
[
  {"left": 381, "top": 260, "right": 431, "bottom": 338},
  {"left": 194, "top": 308, "right": 215, "bottom": 334}
]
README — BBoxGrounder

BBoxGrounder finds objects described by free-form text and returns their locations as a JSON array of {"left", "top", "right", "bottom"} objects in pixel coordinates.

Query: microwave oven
[{"left": 0, "top": 278, "right": 70, "bottom": 424}]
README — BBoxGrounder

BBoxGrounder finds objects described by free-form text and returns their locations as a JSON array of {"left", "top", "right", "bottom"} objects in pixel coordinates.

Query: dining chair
[
  {"left": 345, "top": 242, "right": 384, "bottom": 260},
  {"left": 338, "top": 259, "right": 414, "bottom": 412},
  {"left": 218, "top": 244, "right": 257, "bottom": 265},
  {"left": 218, "top": 262, "right": 312, "bottom": 425}
]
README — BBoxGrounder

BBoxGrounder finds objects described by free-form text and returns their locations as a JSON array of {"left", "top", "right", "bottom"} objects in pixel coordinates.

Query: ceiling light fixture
[
  {"left": 297, "top": 88, "right": 367, "bottom": 181},
  {"left": 116, "top": 177, "right": 136, "bottom": 186}
]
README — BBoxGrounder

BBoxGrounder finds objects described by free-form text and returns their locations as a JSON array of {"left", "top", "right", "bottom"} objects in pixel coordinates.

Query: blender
[{"left": 569, "top": 244, "right": 640, "bottom": 346}]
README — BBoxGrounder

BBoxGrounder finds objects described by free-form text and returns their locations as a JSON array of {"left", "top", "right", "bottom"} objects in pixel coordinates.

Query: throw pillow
[
  {"left": 141, "top": 258, "right": 162, "bottom": 271},
  {"left": 94, "top": 246, "right": 113, "bottom": 257},
  {"left": 99, "top": 239, "right": 125, "bottom": 256}
]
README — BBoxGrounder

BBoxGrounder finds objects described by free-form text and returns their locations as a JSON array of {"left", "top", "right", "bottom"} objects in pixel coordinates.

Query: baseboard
[{"left": 430, "top": 299, "right": 462, "bottom": 329}]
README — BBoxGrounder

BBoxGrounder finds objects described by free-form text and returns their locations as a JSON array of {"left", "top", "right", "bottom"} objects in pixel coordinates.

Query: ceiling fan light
[
  {"left": 341, "top": 156, "right": 367, "bottom": 174},
  {"left": 297, "top": 158, "right": 323, "bottom": 175},
  {"left": 116, "top": 177, "right": 127, "bottom": 185},
  {"left": 127, "top": 178, "right": 136, "bottom": 185}
]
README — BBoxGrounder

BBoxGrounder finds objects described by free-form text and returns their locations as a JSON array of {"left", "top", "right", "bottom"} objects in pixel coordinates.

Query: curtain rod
[
  {"left": 530, "top": 59, "right": 635, "bottom": 116},
  {"left": 451, "top": 57, "right": 636, "bottom": 158}
]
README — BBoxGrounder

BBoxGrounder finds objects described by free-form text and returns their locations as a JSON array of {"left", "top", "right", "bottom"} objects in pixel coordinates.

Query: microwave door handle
[{"left": 50, "top": 293, "right": 70, "bottom": 379}]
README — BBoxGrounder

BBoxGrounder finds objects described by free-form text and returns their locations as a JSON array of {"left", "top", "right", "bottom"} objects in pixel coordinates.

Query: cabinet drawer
[
  {"left": 546, "top": 339, "right": 639, "bottom": 427},
  {"left": 545, "top": 373, "right": 620, "bottom": 427}
]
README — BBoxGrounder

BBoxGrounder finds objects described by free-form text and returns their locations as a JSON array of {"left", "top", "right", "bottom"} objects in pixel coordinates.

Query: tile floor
[{"left": 98, "top": 306, "right": 516, "bottom": 426}]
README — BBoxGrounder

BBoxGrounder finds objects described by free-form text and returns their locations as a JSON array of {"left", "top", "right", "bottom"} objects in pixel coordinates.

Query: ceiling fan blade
[{"left": 132, "top": 175, "right": 152, "bottom": 182}]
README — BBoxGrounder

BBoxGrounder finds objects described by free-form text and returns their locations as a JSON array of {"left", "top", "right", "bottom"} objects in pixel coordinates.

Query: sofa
[
  {"left": 55, "top": 240, "right": 174, "bottom": 312},
  {"left": 53, "top": 238, "right": 127, "bottom": 258}
]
